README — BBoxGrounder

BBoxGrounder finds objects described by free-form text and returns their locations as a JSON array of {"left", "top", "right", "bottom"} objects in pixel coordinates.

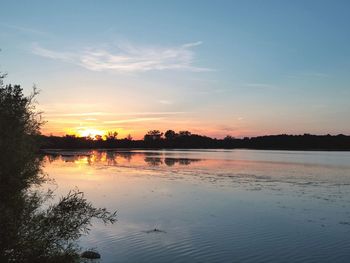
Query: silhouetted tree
[
  {"left": 0, "top": 82, "right": 43, "bottom": 191},
  {"left": 105, "top": 131, "right": 118, "bottom": 141},
  {"left": 165, "top": 130, "right": 177, "bottom": 140},
  {"left": 0, "top": 70, "right": 116, "bottom": 262},
  {"left": 178, "top": 130, "right": 191, "bottom": 137},
  {"left": 144, "top": 130, "right": 163, "bottom": 141},
  {"left": 95, "top": 134, "right": 103, "bottom": 141},
  {"left": 39, "top": 131, "right": 350, "bottom": 150}
]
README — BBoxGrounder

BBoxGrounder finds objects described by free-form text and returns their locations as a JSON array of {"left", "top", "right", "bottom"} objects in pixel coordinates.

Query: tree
[
  {"left": 224, "top": 135, "right": 235, "bottom": 141},
  {"left": 144, "top": 130, "right": 163, "bottom": 141},
  {"left": 164, "top": 130, "right": 176, "bottom": 140},
  {"left": 95, "top": 134, "right": 103, "bottom": 141},
  {"left": 0, "top": 71, "right": 117, "bottom": 262},
  {"left": 0, "top": 81, "right": 44, "bottom": 191},
  {"left": 179, "top": 130, "right": 191, "bottom": 137},
  {"left": 105, "top": 131, "right": 118, "bottom": 141}
]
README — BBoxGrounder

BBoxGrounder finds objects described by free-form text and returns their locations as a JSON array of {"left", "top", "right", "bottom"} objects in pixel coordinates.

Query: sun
[{"left": 78, "top": 128, "right": 105, "bottom": 138}]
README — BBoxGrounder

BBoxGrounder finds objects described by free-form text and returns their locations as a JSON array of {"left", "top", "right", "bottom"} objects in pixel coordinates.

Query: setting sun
[{"left": 77, "top": 128, "right": 105, "bottom": 138}]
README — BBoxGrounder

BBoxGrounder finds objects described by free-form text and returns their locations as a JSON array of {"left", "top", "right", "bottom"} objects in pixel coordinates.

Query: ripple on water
[{"left": 46, "top": 150, "right": 350, "bottom": 263}]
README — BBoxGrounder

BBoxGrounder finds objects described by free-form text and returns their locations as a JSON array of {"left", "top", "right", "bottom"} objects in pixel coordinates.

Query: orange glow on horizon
[
  {"left": 42, "top": 125, "right": 251, "bottom": 140},
  {"left": 56, "top": 127, "right": 133, "bottom": 139},
  {"left": 77, "top": 128, "right": 105, "bottom": 138},
  {"left": 41, "top": 116, "right": 251, "bottom": 140}
]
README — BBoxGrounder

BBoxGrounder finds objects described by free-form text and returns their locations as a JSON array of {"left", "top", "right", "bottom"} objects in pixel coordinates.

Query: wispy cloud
[
  {"left": 301, "top": 72, "right": 329, "bottom": 78},
  {"left": 32, "top": 41, "right": 211, "bottom": 73},
  {"left": 49, "top": 112, "right": 108, "bottom": 117},
  {"left": 158, "top": 100, "right": 173, "bottom": 105},
  {"left": 44, "top": 116, "right": 166, "bottom": 125},
  {"left": 286, "top": 71, "right": 330, "bottom": 79},
  {"left": 103, "top": 117, "right": 163, "bottom": 124},
  {"left": 243, "top": 83, "right": 277, "bottom": 89},
  {"left": 0, "top": 23, "right": 48, "bottom": 36},
  {"left": 45, "top": 111, "right": 186, "bottom": 117},
  {"left": 32, "top": 45, "right": 73, "bottom": 61}
]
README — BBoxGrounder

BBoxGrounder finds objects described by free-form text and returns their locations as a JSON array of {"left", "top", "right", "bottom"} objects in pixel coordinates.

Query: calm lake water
[{"left": 43, "top": 149, "right": 350, "bottom": 262}]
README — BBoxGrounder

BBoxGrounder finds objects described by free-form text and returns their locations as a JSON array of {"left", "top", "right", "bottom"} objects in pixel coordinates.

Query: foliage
[
  {"left": 144, "top": 130, "right": 163, "bottom": 141},
  {"left": 164, "top": 130, "right": 176, "bottom": 140},
  {"left": 178, "top": 130, "right": 191, "bottom": 137},
  {"left": 0, "top": 72, "right": 117, "bottom": 262},
  {"left": 105, "top": 131, "right": 118, "bottom": 141},
  {"left": 39, "top": 132, "right": 350, "bottom": 150},
  {"left": 0, "top": 79, "right": 44, "bottom": 192},
  {"left": 1, "top": 189, "right": 116, "bottom": 263}
]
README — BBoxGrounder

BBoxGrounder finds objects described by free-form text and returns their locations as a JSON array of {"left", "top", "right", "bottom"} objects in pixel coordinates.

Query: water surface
[{"left": 43, "top": 149, "right": 350, "bottom": 262}]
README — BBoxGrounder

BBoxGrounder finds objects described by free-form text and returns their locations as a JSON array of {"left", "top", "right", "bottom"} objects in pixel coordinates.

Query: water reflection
[
  {"left": 43, "top": 149, "right": 350, "bottom": 263},
  {"left": 45, "top": 150, "right": 202, "bottom": 168},
  {"left": 43, "top": 150, "right": 350, "bottom": 207}
]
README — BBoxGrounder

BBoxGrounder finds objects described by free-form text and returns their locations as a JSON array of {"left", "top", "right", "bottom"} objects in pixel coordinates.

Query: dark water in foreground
[{"left": 43, "top": 149, "right": 350, "bottom": 262}]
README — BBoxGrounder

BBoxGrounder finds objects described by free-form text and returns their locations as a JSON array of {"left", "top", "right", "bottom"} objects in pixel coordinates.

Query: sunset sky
[{"left": 1, "top": 0, "right": 350, "bottom": 139}]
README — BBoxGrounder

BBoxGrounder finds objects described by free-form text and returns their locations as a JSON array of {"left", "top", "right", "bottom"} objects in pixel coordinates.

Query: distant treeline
[{"left": 38, "top": 130, "right": 350, "bottom": 150}]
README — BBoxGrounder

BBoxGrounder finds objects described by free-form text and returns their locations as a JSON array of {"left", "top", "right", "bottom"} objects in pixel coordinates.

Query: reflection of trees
[
  {"left": 106, "top": 151, "right": 118, "bottom": 165},
  {"left": 167, "top": 158, "right": 201, "bottom": 166},
  {"left": 105, "top": 151, "right": 134, "bottom": 165},
  {"left": 163, "top": 157, "right": 201, "bottom": 166},
  {"left": 164, "top": 158, "right": 176, "bottom": 166},
  {"left": 117, "top": 152, "right": 133, "bottom": 162},
  {"left": 145, "top": 157, "right": 202, "bottom": 167},
  {"left": 45, "top": 151, "right": 203, "bottom": 169},
  {"left": 179, "top": 158, "right": 194, "bottom": 165},
  {"left": 45, "top": 154, "right": 61, "bottom": 163},
  {"left": 0, "top": 76, "right": 116, "bottom": 262},
  {"left": 144, "top": 157, "right": 163, "bottom": 166}
]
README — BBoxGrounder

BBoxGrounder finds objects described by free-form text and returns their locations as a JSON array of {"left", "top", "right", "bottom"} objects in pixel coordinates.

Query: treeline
[{"left": 38, "top": 130, "right": 350, "bottom": 150}]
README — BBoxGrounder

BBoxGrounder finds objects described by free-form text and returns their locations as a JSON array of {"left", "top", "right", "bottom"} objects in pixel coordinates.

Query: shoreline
[{"left": 39, "top": 147, "right": 350, "bottom": 153}]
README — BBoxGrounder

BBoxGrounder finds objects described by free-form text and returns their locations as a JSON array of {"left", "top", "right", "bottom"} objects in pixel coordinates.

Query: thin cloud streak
[
  {"left": 45, "top": 117, "right": 164, "bottom": 125},
  {"left": 32, "top": 41, "right": 212, "bottom": 73},
  {"left": 244, "top": 83, "right": 277, "bottom": 89},
  {"left": 46, "top": 111, "right": 187, "bottom": 117},
  {"left": 158, "top": 100, "right": 173, "bottom": 105},
  {"left": 103, "top": 117, "right": 163, "bottom": 124},
  {"left": 0, "top": 23, "right": 48, "bottom": 36}
]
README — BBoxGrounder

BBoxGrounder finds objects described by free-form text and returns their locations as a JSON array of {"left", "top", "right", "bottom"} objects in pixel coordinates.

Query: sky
[{"left": 1, "top": 0, "right": 350, "bottom": 139}]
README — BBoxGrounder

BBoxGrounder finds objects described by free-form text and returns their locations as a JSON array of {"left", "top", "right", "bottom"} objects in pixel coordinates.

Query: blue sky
[{"left": 1, "top": 0, "right": 349, "bottom": 138}]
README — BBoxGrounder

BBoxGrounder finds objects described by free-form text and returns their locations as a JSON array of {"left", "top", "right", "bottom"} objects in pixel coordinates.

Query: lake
[{"left": 43, "top": 149, "right": 350, "bottom": 262}]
